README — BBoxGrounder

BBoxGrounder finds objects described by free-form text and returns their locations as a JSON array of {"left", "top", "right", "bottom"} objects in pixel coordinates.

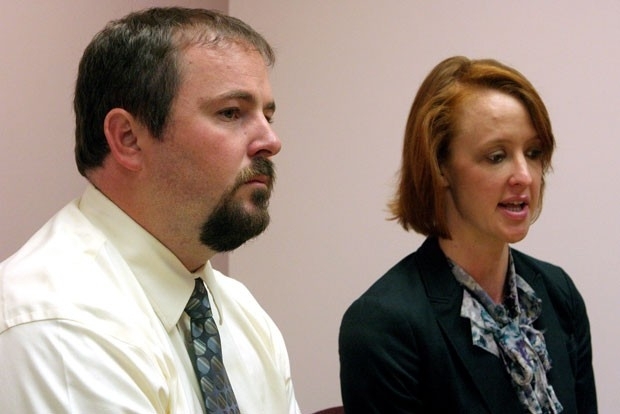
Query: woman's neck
[{"left": 439, "top": 237, "right": 510, "bottom": 303}]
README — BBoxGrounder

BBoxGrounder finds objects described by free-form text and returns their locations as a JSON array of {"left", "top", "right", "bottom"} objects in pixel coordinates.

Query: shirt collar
[{"left": 78, "top": 184, "right": 198, "bottom": 332}]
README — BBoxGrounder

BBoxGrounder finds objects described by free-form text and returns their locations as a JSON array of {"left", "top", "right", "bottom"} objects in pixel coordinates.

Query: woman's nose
[{"left": 508, "top": 155, "right": 533, "bottom": 186}]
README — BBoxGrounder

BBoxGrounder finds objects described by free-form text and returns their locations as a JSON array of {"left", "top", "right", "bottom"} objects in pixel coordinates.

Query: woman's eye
[
  {"left": 487, "top": 152, "right": 505, "bottom": 164},
  {"left": 527, "top": 148, "right": 543, "bottom": 160}
]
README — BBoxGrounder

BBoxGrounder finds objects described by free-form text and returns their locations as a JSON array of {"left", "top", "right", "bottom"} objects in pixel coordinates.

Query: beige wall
[
  {"left": 3, "top": 1, "right": 619, "bottom": 413},
  {"left": 230, "top": 1, "right": 620, "bottom": 412}
]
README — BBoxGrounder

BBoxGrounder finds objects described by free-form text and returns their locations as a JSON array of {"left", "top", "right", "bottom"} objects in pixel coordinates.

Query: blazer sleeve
[
  {"left": 339, "top": 296, "right": 423, "bottom": 414},
  {"left": 543, "top": 267, "right": 597, "bottom": 413}
]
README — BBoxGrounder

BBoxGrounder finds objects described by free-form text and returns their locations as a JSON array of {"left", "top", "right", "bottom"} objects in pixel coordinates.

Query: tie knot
[{"left": 185, "top": 278, "right": 212, "bottom": 320}]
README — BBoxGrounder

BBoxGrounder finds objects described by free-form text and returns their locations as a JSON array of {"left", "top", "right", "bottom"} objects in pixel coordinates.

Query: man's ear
[{"left": 103, "top": 108, "right": 144, "bottom": 172}]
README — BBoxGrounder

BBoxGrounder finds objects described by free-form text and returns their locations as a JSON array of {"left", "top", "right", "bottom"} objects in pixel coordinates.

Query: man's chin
[
  {"left": 238, "top": 188, "right": 271, "bottom": 211},
  {"left": 199, "top": 202, "right": 270, "bottom": 253}
]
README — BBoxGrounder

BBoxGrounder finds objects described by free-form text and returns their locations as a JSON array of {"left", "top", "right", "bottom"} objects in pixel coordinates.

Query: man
[{"left": 0, "top": 7, "right": 300, "bottom": 413}]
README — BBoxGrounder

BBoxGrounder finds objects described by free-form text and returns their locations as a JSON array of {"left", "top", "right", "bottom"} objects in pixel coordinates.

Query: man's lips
[
  {"left": 243, "top": 174, "right": 272, "bottom": 190},
  {"left": 247, "top": 174, "right": 268, "bottom": 184}
]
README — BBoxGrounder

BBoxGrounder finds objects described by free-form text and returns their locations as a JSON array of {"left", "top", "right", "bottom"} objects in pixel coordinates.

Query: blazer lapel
[
  {"left": 513, "top": 255, "right": 577, "bottom": 412},
  {"left": 416, "top": 238, "right": 522, "bottom": 413}
]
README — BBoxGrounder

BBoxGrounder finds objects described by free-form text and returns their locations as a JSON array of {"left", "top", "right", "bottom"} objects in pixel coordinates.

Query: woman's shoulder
[
  {"left": 511, "top": 249, "right": 566, "bottom": 274},
  {"left": 511, "top": 249, "right": 587, "bottom": 325},
  {"left": 511, "top": 249, "right": 576, "bottom": 293},
  {"left": 356, "top": 251, "right": 424, "bottom": 303}
]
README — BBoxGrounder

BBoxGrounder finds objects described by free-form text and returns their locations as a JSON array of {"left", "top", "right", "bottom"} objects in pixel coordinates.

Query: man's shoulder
[
  {"left": 208, "top": 268, "right": 284, "bottom": 335},
  {"left": 1, "top": 199, "right": 106, "bottom": 293},
  {"left": 0, "top": 201, "right": 147, "bottom": 337},
  {"left": 209, "top": 268, "right": 264, "bottom": 310},
  {"left": 2, "top": 198, "right": 104, "bottom": 268}
]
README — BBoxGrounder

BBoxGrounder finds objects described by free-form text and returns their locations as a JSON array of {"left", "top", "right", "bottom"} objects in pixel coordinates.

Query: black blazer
[{"left": 339, "top": 237, "right": 597, "bottom": 413}]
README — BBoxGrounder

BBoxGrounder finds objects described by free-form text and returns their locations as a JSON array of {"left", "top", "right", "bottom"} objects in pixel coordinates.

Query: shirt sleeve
[
  {"left": 272, "top": 320, "right": 302, "bottom": 414},
  {"left": 0, "top": 319, "right": 173, "bottom": 413}
]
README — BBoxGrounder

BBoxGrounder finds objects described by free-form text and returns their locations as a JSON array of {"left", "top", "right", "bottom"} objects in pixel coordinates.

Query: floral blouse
[{"left": 448, "top": 252, "right": 563, "bottom": 414}]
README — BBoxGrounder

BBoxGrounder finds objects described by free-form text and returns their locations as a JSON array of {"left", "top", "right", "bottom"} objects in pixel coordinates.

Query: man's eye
[{"left": 218, "top": 108, "right": 240, "bottom": 120}]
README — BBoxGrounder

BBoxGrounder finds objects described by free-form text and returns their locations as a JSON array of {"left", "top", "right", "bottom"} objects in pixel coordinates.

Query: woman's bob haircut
[{"left": 388, "top": 56, "right": 555, "bottom": 239}]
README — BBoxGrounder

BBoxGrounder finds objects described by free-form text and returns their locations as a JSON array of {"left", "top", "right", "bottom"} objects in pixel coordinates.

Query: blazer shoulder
[
  {"left": 512, "top": 249, "right": 564, "bottom": 274},
  {"left": 347, "top": 238, "right": 450, "bottom": 320},
  {"left": 512, "top": 249, "right": 586, "bottom": 329},
  {"left": 511, "top": 249, "right": 575, "bottom": 292},
  {"left": 353, "top": 252, "right": 424, "bottom": 307}
]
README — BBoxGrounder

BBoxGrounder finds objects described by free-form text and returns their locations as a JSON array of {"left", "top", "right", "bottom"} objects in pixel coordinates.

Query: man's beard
[{"left": 199, "top": 158, "right": 275, "bottom": 252}]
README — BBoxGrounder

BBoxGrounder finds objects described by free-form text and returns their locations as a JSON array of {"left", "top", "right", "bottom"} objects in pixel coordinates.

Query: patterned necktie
[{"left": 185, "top": 278, "right": 240, "bottom": 414}]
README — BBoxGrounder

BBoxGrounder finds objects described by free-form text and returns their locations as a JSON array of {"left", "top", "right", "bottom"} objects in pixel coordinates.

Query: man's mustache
[{"left": 234, "top": 158, "right": 276, "bottom": 190}]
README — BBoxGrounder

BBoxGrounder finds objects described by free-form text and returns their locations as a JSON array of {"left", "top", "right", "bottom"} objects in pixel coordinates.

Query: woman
[{"left": 339, "top": 56, "right": 596, "bottom": 413}]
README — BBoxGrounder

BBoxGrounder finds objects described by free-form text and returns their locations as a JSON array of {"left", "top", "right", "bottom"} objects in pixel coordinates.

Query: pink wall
[
  {"left": 0, "top": 0, "right": 228, "bottom": 271},
  {"left": 230, "top": 1, "right": 620, "bottom": 412},
  {"left": 3, "top": 1, "right": 619, "bottom": 413}
]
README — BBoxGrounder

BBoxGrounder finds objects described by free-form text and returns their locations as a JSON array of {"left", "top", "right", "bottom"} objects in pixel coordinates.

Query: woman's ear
[
  {"left": 438, "top": 164, "right": 450, "bottom": 188},
  {"left": 103, "top": 108, "right": 144, "bottom": 172}
]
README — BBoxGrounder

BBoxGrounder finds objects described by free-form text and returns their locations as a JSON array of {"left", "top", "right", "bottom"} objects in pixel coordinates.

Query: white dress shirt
[{"left": 0, "top": 185, "right": 300, "bottom": 413}]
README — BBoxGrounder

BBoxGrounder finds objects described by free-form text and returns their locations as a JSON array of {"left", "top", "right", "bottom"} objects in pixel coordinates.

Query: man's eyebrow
[{"left": 213, "top": 90, "right": 276, "bottom": 112}]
